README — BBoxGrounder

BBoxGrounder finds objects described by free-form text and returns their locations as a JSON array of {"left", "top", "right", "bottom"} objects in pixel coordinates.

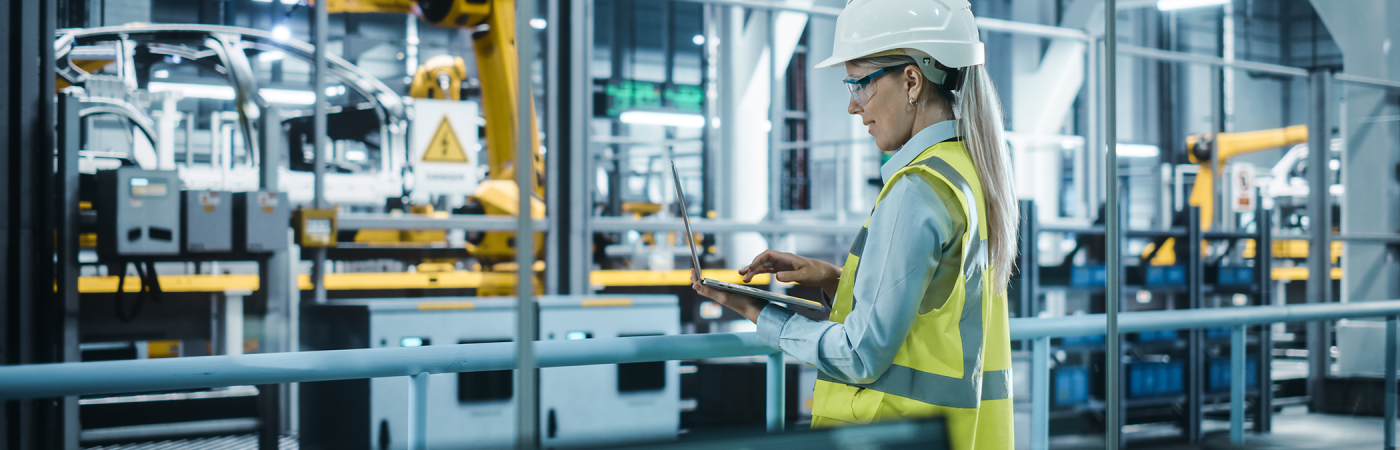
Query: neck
[
  {"left": 883, "top": 102, "right": 957, "bottom": 154},
  {"left": 910, "top": 102, "right": 955, "bottom": 134}
]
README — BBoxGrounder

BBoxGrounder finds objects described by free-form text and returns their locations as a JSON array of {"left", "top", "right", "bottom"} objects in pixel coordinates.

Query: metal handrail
[
  {"left": 0, "top": 332, "right": 771, "bottom": 401},
  {"left": 589, "top": 216, "right": 860, "bottom": 235},
  {"left": 2, "top": 300, "right": 1398, "bottom": 449},
  {"left": 337, "top": 213, "right": 550, "bottom": 232},
  {"left": 1010, "top": 300, "right": 1400, "bottom": 340}
]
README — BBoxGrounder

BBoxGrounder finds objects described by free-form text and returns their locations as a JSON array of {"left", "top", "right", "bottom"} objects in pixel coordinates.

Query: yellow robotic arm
[
  {"left": 320, "top": 0, "right": 415, "bottom": 14},
  {"left": 1185, "top": 125, "right": 1308, "bottom": 230},
  {"left": 322, "top": 0, "right": 546, "bottom": 293},
  {"left": 409, "top": 55, "right": 467, "bottom": 101},
  {"left": 320, "top": 0, "right": 545, "bottom": 199}
]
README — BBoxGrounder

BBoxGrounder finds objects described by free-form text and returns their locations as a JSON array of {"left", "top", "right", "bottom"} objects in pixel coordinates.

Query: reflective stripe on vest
[{"left": 819, "top": 153, "right": 1011, "bottom": 408}]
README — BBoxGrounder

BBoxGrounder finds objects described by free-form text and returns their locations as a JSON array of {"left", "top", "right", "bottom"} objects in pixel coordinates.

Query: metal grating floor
[{"left": 84, "top": 435, "right": 297, "bottom": 450}]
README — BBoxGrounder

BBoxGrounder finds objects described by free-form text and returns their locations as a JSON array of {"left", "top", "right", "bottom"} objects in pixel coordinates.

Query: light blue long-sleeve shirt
[{"left": 757, "top": 121, "right": 967, "bottom": 385}]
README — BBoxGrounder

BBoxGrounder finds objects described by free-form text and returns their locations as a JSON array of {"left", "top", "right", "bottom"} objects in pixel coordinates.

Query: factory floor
[
  {"left": 81, "top": 405, "right": 1389, "bottom": 449},
  {"left": 1043, "top": 405, "right": 1391, "bottom": 449}
]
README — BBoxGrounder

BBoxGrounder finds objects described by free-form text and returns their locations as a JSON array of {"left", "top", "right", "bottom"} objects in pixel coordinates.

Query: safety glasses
[{"left": 843, "top": 63, "right": 913, "bottom": 106}]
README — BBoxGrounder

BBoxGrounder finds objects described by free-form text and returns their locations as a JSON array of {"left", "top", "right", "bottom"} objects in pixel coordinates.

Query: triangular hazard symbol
[{"left": 423, "top": 117, "right": 469, "bottom": 163}]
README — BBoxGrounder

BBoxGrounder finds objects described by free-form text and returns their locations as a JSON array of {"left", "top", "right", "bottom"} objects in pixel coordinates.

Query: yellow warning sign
[{"left": 422, "top": 117, "right": 468, "bottom": 163}]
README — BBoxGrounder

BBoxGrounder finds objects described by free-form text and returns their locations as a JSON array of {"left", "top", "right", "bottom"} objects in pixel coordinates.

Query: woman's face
[{"left": 846, "top": 62, "right": 918, "bottom": 153}]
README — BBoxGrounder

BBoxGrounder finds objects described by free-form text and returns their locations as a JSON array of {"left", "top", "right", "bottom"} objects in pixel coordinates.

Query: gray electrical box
[
  {"left": 181, "top": 190, "right": 232, "bottom": 253},
  {"left": 233, "top": 191, "right": 289, "bottom": 252},
  {"left": 300, "top": 295, "right": 681, "bottom": 450},
  {"left": 96, "top": 168, "right": 181, "bottom": 256}
]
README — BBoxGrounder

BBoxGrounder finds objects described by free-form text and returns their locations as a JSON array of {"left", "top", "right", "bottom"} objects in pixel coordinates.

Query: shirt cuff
[{"left": 756, "top": 304, "right": 795, "bottom": 350}]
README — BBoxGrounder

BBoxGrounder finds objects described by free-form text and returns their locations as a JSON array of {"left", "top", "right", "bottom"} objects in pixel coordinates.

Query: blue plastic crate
[
  {"left": 1128, "top": 364, "right": 1153, "bottom": 398},
  {"left": 1217, "top": 266, "right": 1255, "bottom": 286},
  {"left": 1234, "top": 267, "right": 1253, "bottom": 285},
  {"left": 1208, "top": 357, "right": 1258, "bottom": 392},
  {"left": 1062, "top": 334, "right": 1105, "bottom": 347},
  {"left": 1161, "top": 361, "right": 1184, "bottom": 395},
  {"left": 1054, "top": 366, "right": 1089, "bottom": 406},
  {"left": 1071, "top": 265, "right": 1107, "bottom": 287},
  {"left": 1137, "top": 330, "right": 1179, "bottom": 343},
  {"left": 1146, "top": 265, "right": 1187, "bottom": 286},
  {"left": 1218, "top": 266, "right": 1237, "bottom": 285},
  {"left": 1128, "top": 361, "right": 1185, "bottom": 398}
]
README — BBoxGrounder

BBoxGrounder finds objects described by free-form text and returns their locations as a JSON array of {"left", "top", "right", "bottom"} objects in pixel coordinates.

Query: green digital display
[{"left": 598, "top": 80, "right": 704, "bottom": 117}]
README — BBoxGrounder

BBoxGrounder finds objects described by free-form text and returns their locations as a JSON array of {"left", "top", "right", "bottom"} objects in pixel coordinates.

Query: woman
[{"left": 691, "top": 0, "right": 1018, "bottom": 448}]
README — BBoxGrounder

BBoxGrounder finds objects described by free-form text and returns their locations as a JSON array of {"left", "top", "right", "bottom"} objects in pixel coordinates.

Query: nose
[{"left": 847, "top": 95, "right": 860, "bottom": 115}]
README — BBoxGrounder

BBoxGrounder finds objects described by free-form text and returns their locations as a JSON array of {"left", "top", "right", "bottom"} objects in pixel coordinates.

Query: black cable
[
  {"left": 144, "top": 261, "right": 164, "bottom": 303},
  {"left": 113, "top": 262, "right": 145, "bottom": 323}
]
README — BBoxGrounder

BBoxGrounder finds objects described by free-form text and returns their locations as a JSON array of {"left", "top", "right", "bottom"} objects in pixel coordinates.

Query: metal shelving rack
[{"left": 1018, "top": 201, "right": 1274, "bottom": 443}]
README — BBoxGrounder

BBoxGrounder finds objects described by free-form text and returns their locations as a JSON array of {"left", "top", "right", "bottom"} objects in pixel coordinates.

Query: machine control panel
[{"left": 96, "top": 168, "right": 181, "bottom": 256}]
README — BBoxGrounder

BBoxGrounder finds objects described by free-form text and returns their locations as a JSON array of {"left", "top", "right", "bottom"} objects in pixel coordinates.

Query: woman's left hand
[{"left": 691, "top": 268, "right": 767, "bottom": 323}]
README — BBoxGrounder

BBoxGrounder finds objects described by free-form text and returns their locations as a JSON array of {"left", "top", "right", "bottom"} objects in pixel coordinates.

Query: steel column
[
  {"left": 409, "top": 372, "right": 429, "bottom": 450},
  {"left": 257, "top": 383, "right": 281, "bottom": 450},
  {"left": 1187, "top": 206, "right": 1204, "bottom": 442},
  {"left": 1386, "top": 316, "right": 1397, "bottom": 450},
  {"left": 515, "top": 0, "right": 541, "bottom": 446},
  {"left": 544, "top": 0, "right": 561, "bottom": 296},
  {"left": 1031, "top": 336, "right": 1050, "bottom": 450},
  {"left": 1103, "top": 0, "right": 1121, "bottom": 447},
  {"left": 1255, "top": 204, "right": 1273, "bottom": 432},
  {"left": 3, "top": 0, "right": 59, "bottom": 446},
  {"left": 1018, "top": 201, "right": 1036, "bottom": 321},
  {"left": 310, "top": 0, "right": 329, "bottom": 305},
  {"left": 570, "top": 0, "right": 593, "bottom": 296},
  {"left": 1085, "top": 37, "right": 1099, "bottom": 214},
  {"left": 1305, "top": 70, "right": 1330, "bottom": 412},
  {"left": 767, "top": 10, "right": 782, "bottom": 225},
  {"left": 766, "top": 352, "right": 785, "bottom": 432},
  {"left": 57, "top": 92, "right": 82, "bottom": 450},
  {"left": 1231, "top": 324, "right": 1246, "bottom": 445},
  {"left": 257, "top": 107, "right": 291, "bottom": 438}
]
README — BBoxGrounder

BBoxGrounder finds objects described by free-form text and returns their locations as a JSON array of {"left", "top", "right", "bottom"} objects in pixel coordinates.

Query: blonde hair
[{"left": 851, "top": 56, "right": 1020, "bottom": 295}]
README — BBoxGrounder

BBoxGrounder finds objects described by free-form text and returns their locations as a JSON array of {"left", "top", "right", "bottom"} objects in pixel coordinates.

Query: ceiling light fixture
[
  {"left": 146, "top": 82, "right": 318, "bottom": 105},
  {"left": 618, "top": 111, "right": 706, "bottom": 128},
  {"left": 1114, "top": 143, "right": 1160, "bottom": 158},
  {"left": 272, "top": 25, "right": 291, "bottom": 41}
]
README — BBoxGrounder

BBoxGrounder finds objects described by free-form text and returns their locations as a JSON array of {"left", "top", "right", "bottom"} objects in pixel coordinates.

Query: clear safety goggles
[{"left": 843, "top": 63, "right": 912, "bottom": 106}]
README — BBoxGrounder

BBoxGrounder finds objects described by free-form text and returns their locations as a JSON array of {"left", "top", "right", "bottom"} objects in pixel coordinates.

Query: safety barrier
[{"left": 2, "top": 300, "right": 1399, "bottom": 449}]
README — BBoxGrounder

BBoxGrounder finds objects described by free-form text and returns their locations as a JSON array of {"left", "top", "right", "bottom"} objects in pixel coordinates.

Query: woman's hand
[
  {"left": 691, "top": 269, "right": 766, "bottom": 323},
  {"left": 738, "top": 250, "right": 842, "bottom": 298}
]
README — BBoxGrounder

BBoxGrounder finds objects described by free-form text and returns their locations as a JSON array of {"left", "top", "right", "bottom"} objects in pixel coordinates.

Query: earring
[{"left": 908, "top": 97, "right": 916, "bottom": 106}]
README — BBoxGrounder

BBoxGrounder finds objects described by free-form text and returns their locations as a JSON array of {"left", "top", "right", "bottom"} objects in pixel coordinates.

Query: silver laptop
[{"left": 671, "top": 161, "right": 829, "bottom": 312}]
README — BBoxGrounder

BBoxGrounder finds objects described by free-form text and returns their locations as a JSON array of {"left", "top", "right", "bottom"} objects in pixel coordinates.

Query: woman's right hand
[{"left": 739, "top": 250, "right": 841, "bottom": 297}]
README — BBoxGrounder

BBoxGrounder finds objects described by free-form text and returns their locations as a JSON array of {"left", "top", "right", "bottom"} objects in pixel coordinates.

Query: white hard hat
[{"left": 815, "top": 0, "right": 985, "bottom": 87}]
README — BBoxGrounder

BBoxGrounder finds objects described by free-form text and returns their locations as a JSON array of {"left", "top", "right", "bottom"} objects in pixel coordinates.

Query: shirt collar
[{"left": 879, "top": 120, "right": 959, "bottom": 184}]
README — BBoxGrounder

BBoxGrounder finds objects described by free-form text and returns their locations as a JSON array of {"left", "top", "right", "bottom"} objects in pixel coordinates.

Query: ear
[{"left": 904, "top": 65, "right": 924, "bottom": 102}]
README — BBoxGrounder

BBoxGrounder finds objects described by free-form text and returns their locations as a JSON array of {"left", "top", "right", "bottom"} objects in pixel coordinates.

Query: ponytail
[{"left": 955, "top": 65, "right": 1019, "bottom": 295}]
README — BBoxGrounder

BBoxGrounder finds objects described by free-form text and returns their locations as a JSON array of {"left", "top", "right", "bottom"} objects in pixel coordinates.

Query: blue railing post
[
  {"left": 1231, "top": 325, "right": 1246, "bottom": 445},
  {"left": 767, "top": 352, "right": 785, "bottom": 432},
  {"left": 1031, "top": 336, "right": 1050, "bottom": 450},
  {"left": 1385, "top": 316, "right": 1396, "bottom": 450},
  {"left": 410, "top": 372, "right": 429, "bottom": 450}
]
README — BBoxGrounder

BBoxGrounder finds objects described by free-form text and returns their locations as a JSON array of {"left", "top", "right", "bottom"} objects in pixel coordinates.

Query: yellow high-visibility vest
[{"left": 811, "top": 139, "right": 1013, "bottom": 450}]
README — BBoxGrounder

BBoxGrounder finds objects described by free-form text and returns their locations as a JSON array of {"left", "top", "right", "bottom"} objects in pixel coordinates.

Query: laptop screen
[{"left": 670, "top": 161, "right": 704, "bottom": 273}]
